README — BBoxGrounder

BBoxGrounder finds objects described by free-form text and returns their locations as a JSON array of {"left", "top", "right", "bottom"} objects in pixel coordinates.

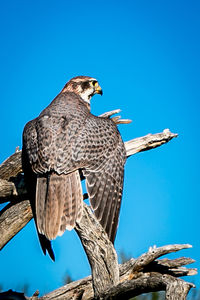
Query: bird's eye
[{"left": 92, "top": 80, "right": 97, "bottom": 87}]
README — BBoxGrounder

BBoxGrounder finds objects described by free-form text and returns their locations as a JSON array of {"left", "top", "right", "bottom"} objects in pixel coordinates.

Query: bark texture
[
  {"left": 0, "top": 245, "right": 195, "bottom": 299},
  {"left": 0, "top": 199, "right": 32, "bottom": 250},
  {"left": 75, "top": 203, "right": 119, "bottom": 297}
]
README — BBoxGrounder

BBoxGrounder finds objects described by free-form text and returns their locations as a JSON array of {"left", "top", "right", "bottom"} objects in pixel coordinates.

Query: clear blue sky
[{"left": 0, "top": 0, "right": 199, "bottom": 296}]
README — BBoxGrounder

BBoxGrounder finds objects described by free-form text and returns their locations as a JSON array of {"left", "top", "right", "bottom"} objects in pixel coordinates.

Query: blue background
[{"left": 0, "top": 0, "right": 199, "bottom": 296}]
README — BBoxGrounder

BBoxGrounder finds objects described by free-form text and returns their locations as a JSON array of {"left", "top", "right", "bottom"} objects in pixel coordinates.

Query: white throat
[{"left": 80, "top": 90, "right": 92, "bottom": 104}]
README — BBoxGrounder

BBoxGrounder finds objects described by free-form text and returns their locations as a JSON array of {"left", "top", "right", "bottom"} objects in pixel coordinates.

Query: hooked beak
[{"left": 95, "top": 83, "right": 103, "bottom": 96}]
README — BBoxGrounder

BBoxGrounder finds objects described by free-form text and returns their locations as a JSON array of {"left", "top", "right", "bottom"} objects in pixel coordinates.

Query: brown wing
[
  {"left": 84, "top": 154, "right": 125, "bottom": 243},
  {"left": 23, "top": 92, "right": 89, "bottom": 175},
  {"left": 22, "top": 119, "right": 55, "bottom": 260},
  {"left": 77, "top": 116, "right": 126, "bottom": 243},
  {"left": 23, "top": 93, "right": 88, "bottom": 242}
]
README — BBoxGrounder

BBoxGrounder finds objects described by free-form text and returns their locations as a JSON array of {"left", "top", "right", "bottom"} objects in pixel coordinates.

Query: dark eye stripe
[
  {"left": 92, "top": 80, "right": 97, "bottom": 86},
  {"left": 81, "top": 81, "right": 90, "bottom": 90}
]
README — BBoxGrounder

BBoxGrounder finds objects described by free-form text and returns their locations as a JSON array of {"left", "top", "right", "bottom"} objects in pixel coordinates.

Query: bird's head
[{"left": 61, "top": 76, "right": 103, "bottom": 104}]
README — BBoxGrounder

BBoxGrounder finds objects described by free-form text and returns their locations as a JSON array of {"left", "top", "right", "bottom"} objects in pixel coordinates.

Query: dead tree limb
[
  {"left": 0, "top": 200, "right": 32, "bottom": 250},
  {"left": 0, "top": 150, "right": 22, "bottom": 180},
  {"left": 0, "top": 178, "right": 17, "bottom": 198},
  {"left": 16, "top": 244, "right": 194, "bottom": 300},
  {"left": 75, "top": 203, "right": 119, "bottom": 297},
  {"left": 125, "top": 128, "right": 178, "bottom": 157}
]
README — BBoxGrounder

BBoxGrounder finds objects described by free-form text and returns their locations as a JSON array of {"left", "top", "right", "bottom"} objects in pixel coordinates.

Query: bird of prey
[{"left": 22, "top": 76, "right": 126, "bottom": 259}]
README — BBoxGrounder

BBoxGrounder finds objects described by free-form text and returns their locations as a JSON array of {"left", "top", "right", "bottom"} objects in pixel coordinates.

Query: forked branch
[{"left": 10, "top": 244, "right": 195, "bottom": 299}]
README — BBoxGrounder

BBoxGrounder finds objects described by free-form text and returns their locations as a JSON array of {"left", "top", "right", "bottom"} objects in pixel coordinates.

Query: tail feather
[
  {"left": 35, "top": 176, "right": 48, "bottom": 236},
  {"left": 36, "top": 171, "right": 83, "bottom": 240}
]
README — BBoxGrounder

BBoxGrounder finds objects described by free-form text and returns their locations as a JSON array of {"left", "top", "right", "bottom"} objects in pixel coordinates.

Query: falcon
[{"left": 22, "top": 76, "right": 126, "bottom": 259}]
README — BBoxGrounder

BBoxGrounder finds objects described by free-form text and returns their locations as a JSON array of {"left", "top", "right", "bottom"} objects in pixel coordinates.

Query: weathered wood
[
  {"left": 40, "top": 276, "right": 93, "bottom": 300},
  {"left": 131, "top": 244, "right": 192, "bottom": 272},
  {"left": 0, "top": 200, "right": 32, "bottom": 250},
  {"left": 1, "top": 274, "right": 194, "bottom": 300},
  {"left": 16, "top": 243, "right": 194, "bottom": 300},
  {"left": 99, "top": 109, "right": 132, "bottom": 124},
  {"left": 0, "top": 175, "right": 27, "bottom": 203},
  {"left": 0, "top": 178, "right": 17, "bottom": 198},
  {"left": 143, "top": 257, "right": 196, "bottom": 277},
  {"left": 75, "top": 203, "right": 119, "bottom": 297},
  {"left": 120, "top": 257, "right": 196, "bottom": 280},
  {"left": 164, "top": 276, "right": 195, "bottom": 300},
  {"left": 125, "top": 129, "right": 178, "bottom": 157},
  {"left": 0, "top": 150, "right": 22, "bottom": 180},
  {"left": 99, "top": 274, "right": 194, "bottom": 300}
]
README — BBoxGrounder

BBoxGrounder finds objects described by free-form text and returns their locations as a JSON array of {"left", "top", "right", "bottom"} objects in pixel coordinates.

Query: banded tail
[{"left": 36, "top": 171, "right": 83, "bottom": 240}]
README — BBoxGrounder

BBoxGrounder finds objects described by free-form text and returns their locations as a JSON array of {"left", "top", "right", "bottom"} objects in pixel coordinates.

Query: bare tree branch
[
  {"left": 75, "top": 203, "right": 119, "bottom": 297},
  {"left": 0, "top": 179, "right": 17, "bottom": 198},
  {"left": 125, "top": 129, "right": 178, "bottom": 157},
  {"left": 13, "top": 244, "right": 194, "bottom": 300},
  {"left": 0, "top": 200, "right": 32, "bottom": 250},
  {"left": 0, "top": 150, "right": 22, "bottom": 180},
  {"left": 130, "top": 244, "right": 192, "bottom": 272}
]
